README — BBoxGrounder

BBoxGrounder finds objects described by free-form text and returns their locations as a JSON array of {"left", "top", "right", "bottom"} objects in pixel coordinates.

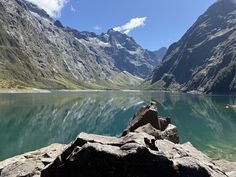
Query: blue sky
[{"left": 27, "top": 0, "right": 215, "bottom": 51}]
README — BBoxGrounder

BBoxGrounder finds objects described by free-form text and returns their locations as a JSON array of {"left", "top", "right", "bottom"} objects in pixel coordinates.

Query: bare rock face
[
  {"left": 213, "top": 160, "right": 236, "bottom": 177},
  {"left": 41, "top": 132, "right": 227, "bottom": 177},
  {"left": 123, "top": 102, "right": 162, "bottom": 133},
  {"left": 135, "top": 123, "right": 179, "bottom": 144},
  {"left": 151, "top": 0, "right": 236, "bottom": 93},
  {"left": 0, "top": 144, "right": 65, "bottom": 177},
  {"left": 122, "top": 106, "right": 159, "bottom": 135},
  {"left": 123, "top": 101, "right": 179, "bottom": 143},
  {"left": 41, "top": 133, "right": 174, "bottom": 177},
  {"left": 155, "top": 140, "right": 227, "bottom": 177}
]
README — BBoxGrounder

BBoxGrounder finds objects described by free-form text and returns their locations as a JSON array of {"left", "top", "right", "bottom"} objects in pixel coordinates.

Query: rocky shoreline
[{"left": 0, "top": 102, "right": 236, "bottom": 177}]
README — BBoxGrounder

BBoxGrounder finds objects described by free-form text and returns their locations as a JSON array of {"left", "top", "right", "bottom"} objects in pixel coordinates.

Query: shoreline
[
  {"left": 0, "top": 88, "right": 235, "bottom": 95},
  {"left": 0, "top": 88, "right": 181, "bottom": 94},
  {"left": 0, "top": 88, "right": 52, "bottom": 93}
]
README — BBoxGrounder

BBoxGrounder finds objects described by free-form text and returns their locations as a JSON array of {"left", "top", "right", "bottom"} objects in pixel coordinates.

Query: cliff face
[
  {"left": 151, "top": 0, "right": 236, "bottom": 93},
  {"left": 0, "top": 0, "right": 165, "bottom": 89}
]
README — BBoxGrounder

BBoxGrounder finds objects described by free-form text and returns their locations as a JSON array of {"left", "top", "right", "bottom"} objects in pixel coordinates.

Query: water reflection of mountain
[
  {"left": 0, "top": 92, "right": 235, "bottom": 161},
  {"left": 0, "top": 92, "right": 144, "bottom": 160}
]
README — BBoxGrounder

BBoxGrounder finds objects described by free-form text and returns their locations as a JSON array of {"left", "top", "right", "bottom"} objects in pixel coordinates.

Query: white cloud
[
  {"left": 70, "top": 5, "right": 76, "bottom": 12},
  {"left": 26, "top": 0, "right": 69, "bottom": 17},
  {"left": 113, "top": 17, "right": 146, "bottom": 34},
  {"left": 94, "top": 25, "right": 102, "bottom": 31}
]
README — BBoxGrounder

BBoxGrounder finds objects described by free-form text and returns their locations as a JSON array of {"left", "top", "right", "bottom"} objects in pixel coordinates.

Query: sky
[{"left": 26, "top": 0, "right": 215, "bottom": 51}]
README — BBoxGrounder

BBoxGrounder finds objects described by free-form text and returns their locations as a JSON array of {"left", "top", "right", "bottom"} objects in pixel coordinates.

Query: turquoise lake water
[{"left": 0, "top": 91, "right": 235, "bottom": 161}]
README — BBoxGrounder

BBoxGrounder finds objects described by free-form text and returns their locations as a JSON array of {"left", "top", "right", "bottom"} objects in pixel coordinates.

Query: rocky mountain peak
[
  {"left": 0, "top": 0, "right": 166, "bottom": 88},
  {"left": 54, "top": 20, "right": 64, "bottom": 28},
  {"left": 15, "top": 0, "right": 52, "bottom": 20},
  {"left": 101, "top": 29, "right": 140, "bottom": 51},
  {"left": 217, "top": 0, "right": 236, "bottom": 3},
  {"left": 205, "top": 0, "right": 236, "bottom": 19}
]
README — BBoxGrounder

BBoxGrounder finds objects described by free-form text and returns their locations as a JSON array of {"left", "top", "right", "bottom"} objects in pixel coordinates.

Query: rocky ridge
[
  {"left": 0, "top": 0, "right": 166, "bottom": 89},
  {"left": 0, "top": 102, "right": 235, "bottom": 177},
  {"left": 150, "top": 0, "right": 236, "bottom": 93}
]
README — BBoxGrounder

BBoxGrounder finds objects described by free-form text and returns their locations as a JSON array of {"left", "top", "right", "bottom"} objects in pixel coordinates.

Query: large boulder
[
  {"left": 41, "top": 141, "right": 174, "bottom": 177},
  {"left": 41, "top": 132, "right": 227, "bottom": 177},
  {"left": 122, "top": 102, "right": 177, "bottom": 141},
  {"left": 122, "top": 101, "right": 161, "bottom": 135},
  {"left": 123, "top": 101, "right": 179, "bottom": 143},
  {"left": 155, "top": 140, "right": 227, "bottom": 177}
]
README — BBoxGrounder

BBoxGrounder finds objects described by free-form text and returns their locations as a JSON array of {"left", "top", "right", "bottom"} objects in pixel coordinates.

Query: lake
[{"left": 0, "top": 91, "right": 236, "bottom": 161}]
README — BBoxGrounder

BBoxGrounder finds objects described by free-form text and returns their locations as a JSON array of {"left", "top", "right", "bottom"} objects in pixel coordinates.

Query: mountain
[
  {"left": 0, "top": 0, "right": 165, "bottom": 89},
  {"left": 68, "top": 28, "right": 166, "bottom": 79},
  {"left": 152, "top": 47, "right": 167, "bottom": 63},
  {"left": 150, "top": 0, "right": 236, "bottom": 93}
]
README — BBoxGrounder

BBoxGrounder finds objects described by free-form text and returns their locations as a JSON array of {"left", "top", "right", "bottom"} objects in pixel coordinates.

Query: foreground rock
[
  {"left": 123, "top": 101, "right": 179, "bottom": 143},
  {"left": 0, "top": 144, "right": 65, "bottom": 177},
  {"left": 0, "top": 102, "right": 234, "bottom": 177},
  {"left": 41, "top": 132, "right": 228, "bottom": 177},
  {"left": 40, "top": 103, "right": 226, "bottom": 177},
  {"left": 213, "top": 160, "right": 236, "bottom": 177}
]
